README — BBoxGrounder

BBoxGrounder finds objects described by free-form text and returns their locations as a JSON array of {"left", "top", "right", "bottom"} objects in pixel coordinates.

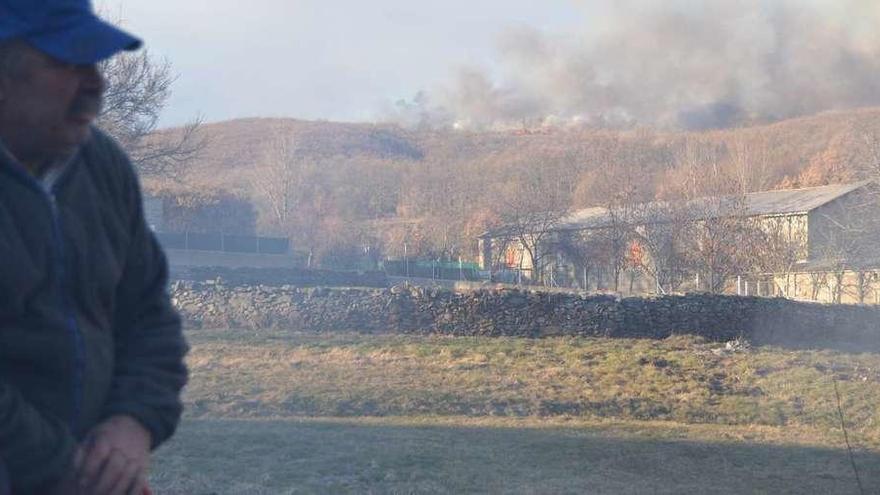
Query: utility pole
[{"left": 404, "top": 242, "right": 409, "bottom": 278}]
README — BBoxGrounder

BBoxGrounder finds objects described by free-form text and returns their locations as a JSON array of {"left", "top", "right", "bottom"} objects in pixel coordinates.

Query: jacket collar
[
  {"left": 0, "top": 138, "right": 79, "bottom": 189},
  {"left": 0, "top": 140, "right": 26, "bottom": 172}
]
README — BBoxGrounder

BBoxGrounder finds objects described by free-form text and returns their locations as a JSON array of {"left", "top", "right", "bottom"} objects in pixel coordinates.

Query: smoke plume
[{"left": 406, "top": 0, "right": 880, "bottom": 130}]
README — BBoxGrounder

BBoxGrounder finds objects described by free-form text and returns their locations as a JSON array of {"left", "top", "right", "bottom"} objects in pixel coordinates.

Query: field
[{"left": 150, "top": 329, "right": 880, "bottom": 494}]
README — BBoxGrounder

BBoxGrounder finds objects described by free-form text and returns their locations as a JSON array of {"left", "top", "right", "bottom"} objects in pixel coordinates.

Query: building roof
[
  {"left": 742, "top": 181, "right": 869, "bottom": 217},
  {"left": 557, "top": 206, "right": 612, "bottom": 230},
  {"left": 495, "top": 181, "right": 873, "bottom": 236}
]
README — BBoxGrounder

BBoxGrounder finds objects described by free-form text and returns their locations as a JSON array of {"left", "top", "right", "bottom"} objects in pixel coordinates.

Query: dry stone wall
[{"left": 171, "top": 283, "right": 880, "bottom": 352}]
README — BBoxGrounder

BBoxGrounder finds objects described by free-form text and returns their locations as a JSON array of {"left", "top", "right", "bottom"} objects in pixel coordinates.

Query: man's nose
[{"left": 78, "top": 64, "right": 106, "bottom": 93}]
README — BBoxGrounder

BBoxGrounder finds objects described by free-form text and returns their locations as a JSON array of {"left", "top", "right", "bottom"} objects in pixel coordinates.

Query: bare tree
[
  {"left": 854, "top": 270, "right": 877, "bottom": 305},
  {"left": 729, "top": 133, "right": 773, "bottom": 194},
  {"left": 633, "top": 202, "right": 692, "bottom": 294},
  {"left": 808, "top": 271, "right": 828, "bottom": 301},
  {"left": 664, "top": 136, "right": 733, "bottom": 200},
  {"left": 575, "top": 161, "right": 646, "bottom": 292},
  {"left": 485, "top": 234, "right": 516, "bottom": 281},
  {"left": 599, "top": 201, "right": 637, "bottom": 293},
  {"left": 753, "top": 215, "right": 809, "bottom": 297},
  {"left": 96, "top": 48, "right": 205, "bottom": 178},
  {"left": 555, "top": 228, "right": 609, "bottom": 291},
  {"left": 685, "top": 195, "right": 765, "bottom": 294},
  {"left": 663, "top": 137, "right": 759, "bottom": 293},
  {"left": 249, "top": 131, "right": 329, "bottom": 266},
  {"left": 251, "top": 132, "right": 302, "bottom": 228},
  {"left": 494, "top": 165, "right": 569, "bottom": 285},
  {"left": 856, "top": 124, "right": 880, "bottom": 184}
]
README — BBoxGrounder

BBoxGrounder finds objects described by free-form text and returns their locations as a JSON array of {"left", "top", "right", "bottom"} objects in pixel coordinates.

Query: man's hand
[{"left": 75, "top": 415, "right": 152, "bottom": 495}]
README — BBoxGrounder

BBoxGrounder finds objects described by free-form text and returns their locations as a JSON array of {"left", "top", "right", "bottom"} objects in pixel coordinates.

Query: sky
[{"left": 102, "top": 0, "right": 586, "bottom": 128}]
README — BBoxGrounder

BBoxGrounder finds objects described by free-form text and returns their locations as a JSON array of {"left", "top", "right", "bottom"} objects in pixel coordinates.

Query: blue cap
[{"left": 0, "top": 0, "right": 141, "bottom": 65}]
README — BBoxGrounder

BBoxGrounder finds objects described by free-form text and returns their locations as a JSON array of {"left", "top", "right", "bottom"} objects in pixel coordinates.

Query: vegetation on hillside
[{"left": 147, "top": 109, "right": 880, "bottom": 267}]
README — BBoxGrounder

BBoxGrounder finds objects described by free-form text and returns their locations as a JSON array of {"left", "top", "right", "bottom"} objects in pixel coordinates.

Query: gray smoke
[{"left": 421, "top": 0, "right": 880, "bottom": 130}]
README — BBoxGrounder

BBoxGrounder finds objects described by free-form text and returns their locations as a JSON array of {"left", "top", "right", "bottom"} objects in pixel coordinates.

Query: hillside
[{"left": 146, "top": 108, "right": 880, "bottom": 265}]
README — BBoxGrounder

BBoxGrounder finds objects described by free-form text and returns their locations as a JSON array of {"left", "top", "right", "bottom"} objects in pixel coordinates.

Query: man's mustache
[{"left": 69, "top": 94, "right": 103, "bottom": 117}]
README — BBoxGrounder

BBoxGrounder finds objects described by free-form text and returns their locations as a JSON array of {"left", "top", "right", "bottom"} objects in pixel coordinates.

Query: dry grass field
[{"left": 150, "top": 329, "right": 880, "bottom": 494}]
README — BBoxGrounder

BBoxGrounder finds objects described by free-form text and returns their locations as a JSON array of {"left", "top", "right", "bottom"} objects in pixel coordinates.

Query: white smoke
[{"left": 417, "top": 0, "right": 880, "bottom": 130}]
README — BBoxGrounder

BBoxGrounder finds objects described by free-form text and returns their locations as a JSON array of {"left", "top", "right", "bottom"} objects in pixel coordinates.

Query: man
[{"left": 0, "top": 1, "right": 188, "bottom": 494}]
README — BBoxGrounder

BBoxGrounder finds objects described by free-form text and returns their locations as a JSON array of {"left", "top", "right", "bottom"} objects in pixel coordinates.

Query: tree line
[{"left": 95, "top": 42, "right": 880, "bottom": 280}]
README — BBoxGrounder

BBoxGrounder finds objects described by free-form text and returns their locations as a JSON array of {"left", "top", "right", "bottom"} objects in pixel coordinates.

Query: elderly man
[{"left": 0, "top": 1, "right": 188, "bottom": 494}]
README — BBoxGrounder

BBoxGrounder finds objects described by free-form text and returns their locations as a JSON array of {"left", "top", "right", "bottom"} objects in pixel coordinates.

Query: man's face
[{"left": 0, "top": 42, "right": 105, "bottom": 164}]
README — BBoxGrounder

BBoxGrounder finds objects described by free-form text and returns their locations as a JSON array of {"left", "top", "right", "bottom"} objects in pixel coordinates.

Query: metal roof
[
  {"left": 557, "top": 206, "right": 613, "bottom": 230},
  {"left": 554, "top": 181, "right": 872, "bottom": 232},
  {"left": 742, "top": 181, "right": 869, "bottom": 216}
]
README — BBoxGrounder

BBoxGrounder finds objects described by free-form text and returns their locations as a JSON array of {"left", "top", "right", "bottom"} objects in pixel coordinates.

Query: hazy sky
[{"left": 102, "top": 1, "right": 586, "bottom": 128}]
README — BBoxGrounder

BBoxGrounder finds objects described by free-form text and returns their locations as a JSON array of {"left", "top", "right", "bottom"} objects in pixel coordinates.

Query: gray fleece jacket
[{"left": 0, "top": 128, "right": 188, "bottom": 492}]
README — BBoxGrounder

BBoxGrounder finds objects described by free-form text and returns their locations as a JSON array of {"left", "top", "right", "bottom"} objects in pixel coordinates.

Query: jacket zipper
[
  {"left": 0, "top": 151, "right": 84, "bottom": 433},
  {"left": 45, "top": 186, "right": 85, "bottom": 433}
]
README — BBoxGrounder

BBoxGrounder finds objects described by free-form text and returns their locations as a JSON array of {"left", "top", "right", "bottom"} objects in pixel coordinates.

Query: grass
[
  {"left": 151, "top": 328, "right": 880, "bottom": 493},
  {"left": 151, "top": 417, "right": 880, "bottom": 495},
  {"left": 181, "top": 329, "right": 880, "bottom": 442}
]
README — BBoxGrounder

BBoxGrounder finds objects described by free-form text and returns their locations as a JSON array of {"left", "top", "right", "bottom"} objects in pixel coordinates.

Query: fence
[
  {"left": 156, "top": 232, "right": 290, "bottom": 255},
  {"left": 382, "top": 260, "right": 481, "bottom": 281}
]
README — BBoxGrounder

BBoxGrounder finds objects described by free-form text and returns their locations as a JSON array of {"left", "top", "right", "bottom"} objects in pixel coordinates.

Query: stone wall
[{"left": 171, "top": 284, "right": 880, "bottom": 352}]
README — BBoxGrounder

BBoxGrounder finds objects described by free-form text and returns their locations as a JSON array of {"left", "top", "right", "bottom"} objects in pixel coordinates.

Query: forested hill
[{"left": 146, "top": 108, "right": 880, "bottom": 264}]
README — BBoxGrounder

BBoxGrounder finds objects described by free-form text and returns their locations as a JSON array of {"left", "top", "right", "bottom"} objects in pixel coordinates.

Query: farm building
[{"left": 479, "top": 182, "right": 880, "bottom": 304}]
